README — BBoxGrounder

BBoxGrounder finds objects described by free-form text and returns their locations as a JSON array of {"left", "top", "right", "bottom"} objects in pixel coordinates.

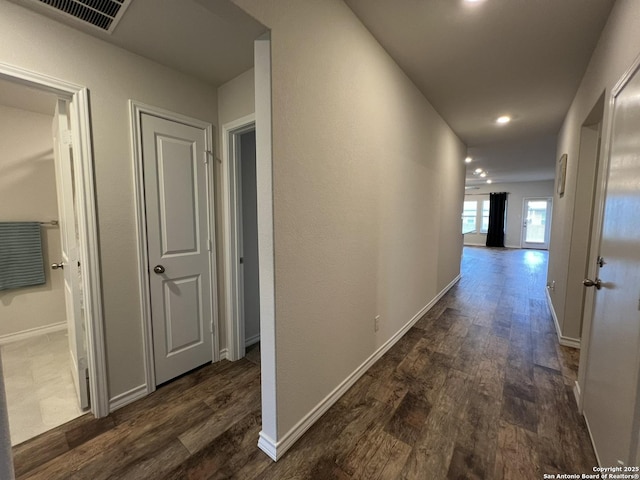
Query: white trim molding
[
  {"left": 221, "top": 113, "right": 256, "bottom": 362},
  {"left": 545, "top": 287, "right": 581, "bottom": 348},
  {"left": 573, "top": 381, "right": 582, "bottom": 411},
  {"left": 0, "top": 322, "right": 66, "bottom": 345},
  {"left": 129, "top": 100, "right": 219, "bottom": 396},
  {"left": 0, "top": 62, "right": 108, "bottom": 418},
  {"left": 109, "top": 384, "right": 148, "bottom": 411},
  {"left": 259, "top": 274, "right": 461, "bottom": 461}
]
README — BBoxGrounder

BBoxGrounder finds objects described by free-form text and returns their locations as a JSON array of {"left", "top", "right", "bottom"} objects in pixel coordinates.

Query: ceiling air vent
[{"left": 32, "top": 0, "right": 132, "bottom": 33}]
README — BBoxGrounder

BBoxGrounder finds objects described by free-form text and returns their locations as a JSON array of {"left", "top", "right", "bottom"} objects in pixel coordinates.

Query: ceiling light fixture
[
  {"left": 465, "top": 156, "right": 473, "bottom": 163},
  {"left": 496, "top": 115, "right": 511, "bottom": 125},
  {"left": 486, "top": 179, "right": 492, "bottom": 184},
  {"left": 480, "top": 172, "right": 487, "bottom": 178},
  {"left": 474, "top": 168, "right": 483, "bottom": 173}
]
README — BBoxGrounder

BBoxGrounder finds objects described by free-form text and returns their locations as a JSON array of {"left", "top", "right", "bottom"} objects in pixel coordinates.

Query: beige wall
[
  {"left": 218, "top": 68, "right": 255, "bottom": 128},
  {"left": 464, "top": 180, "right": 554, "bottom": 249},
  {"left": 233, "top": 0, "right": 466, "bottom": 439},
  {"left": 0, "top": 2, "right": 218, "bottom": 399},
  {"left": 0, "top": 104, "right": 66, "bottom": 337},
  {"left": 547, "top": 0, "right": 640, "bottom": 341}
]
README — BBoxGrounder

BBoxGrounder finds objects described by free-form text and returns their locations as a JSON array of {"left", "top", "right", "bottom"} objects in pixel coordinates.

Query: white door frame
[
  {"left": 0, "top": 62, "right": 109, "bottom": 417},
  {"left": 222, "top": 114, "right": 256, "bottom": 361},
  {"left": 521, "top": 197, "right": 552, "bottom": 249},
  {"left": 129, "top": 101, "right": 218, "bottom": 393}
]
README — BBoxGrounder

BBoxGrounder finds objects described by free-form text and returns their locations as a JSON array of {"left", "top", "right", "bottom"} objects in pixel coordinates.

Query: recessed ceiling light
[
  {"left": 486, "top": 179, "right": 492, "bottom": 184},
  {"left": 480, "top": 172, "right": 487, "bottom": 178},
  {"left": 474, "top": 168, "right": 483, "bottom": 173},
  {"left": 464, "top": 0, "right": 484, "bottom": 3},
  {"left": 496, "top": 115, "right": 511, "bottom": 124},
  {"left": 465, "top": 156, "right": 473, "bottom": 163}
]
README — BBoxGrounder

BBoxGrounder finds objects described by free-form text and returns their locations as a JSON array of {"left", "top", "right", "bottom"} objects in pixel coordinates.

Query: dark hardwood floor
[{"left": 13, "top": 246, "right": 596, "bottom": 479}]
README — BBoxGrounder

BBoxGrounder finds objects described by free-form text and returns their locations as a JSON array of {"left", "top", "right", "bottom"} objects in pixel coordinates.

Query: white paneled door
[
  {"left": 141, "top": 113, "right": 214, "bottom": 385},
  {"left": 52, "top": 99, "right": 89, "bottom": 410},
  {"left": 582, "top": 61, "right": 640, "bottom": 466}
]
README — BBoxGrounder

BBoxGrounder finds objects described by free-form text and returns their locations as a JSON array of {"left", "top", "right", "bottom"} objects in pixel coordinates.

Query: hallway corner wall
[{"left": 233, "top": 0, "right": 466, "bottom": 453}]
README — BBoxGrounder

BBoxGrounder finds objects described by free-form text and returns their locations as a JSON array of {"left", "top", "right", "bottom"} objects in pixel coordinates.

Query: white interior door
[
  {"left": 582, "top": 62, "right": 640, "bottom": 467},
  {"left": 521, "top": 198, "right": 551, "bottom": 249},
  {"left": 141, "top": 113, "right": 214, "bottom": 385},
  {"left": 52, "top": 99, "right": 89, "bottom": 410}
]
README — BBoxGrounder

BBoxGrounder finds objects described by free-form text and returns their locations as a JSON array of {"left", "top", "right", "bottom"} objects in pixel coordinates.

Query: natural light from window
[
  {"left": 462, "top": 201, "right": 477, "bottom": 234},
  {"left": 481, "top": 200, "right": 490, "bottom": 233}
]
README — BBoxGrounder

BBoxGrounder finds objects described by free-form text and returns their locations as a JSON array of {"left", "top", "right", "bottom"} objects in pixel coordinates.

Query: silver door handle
[
  {"left": 51, "top": 262, "right": 64, "bottom": 270},
  {"left": 153, "top": 265, "right": 165, "bottom": 274},
  {"left": 583, "top": 278, "right": 602, "bottom": 290}
]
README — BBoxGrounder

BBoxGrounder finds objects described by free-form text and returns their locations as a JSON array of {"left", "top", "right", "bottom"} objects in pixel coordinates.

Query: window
[
  {"left": 463, "top": 196, "right": 505, "bottom": 235},
  {"left": 481, "top": 200, "right": 490, "bottom": 233},
  {"left": 462, "top": 201, "right": 477, "bottom": 234}
]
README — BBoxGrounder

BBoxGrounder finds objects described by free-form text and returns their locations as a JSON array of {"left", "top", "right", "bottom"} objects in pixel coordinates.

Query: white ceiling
[
  {"left": 9, "top": 0, "right": 614, "bottom": 186},
  {"left": 344, "top": 0, "right": 615, "bottom": 185}
]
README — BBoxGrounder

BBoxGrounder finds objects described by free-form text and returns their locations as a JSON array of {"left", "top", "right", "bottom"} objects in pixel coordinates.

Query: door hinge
[
  {"left": 208, "top": 239, "right": 212, "bottom": 252},
  {"left": 210, "top": 320, "right": 214, "bottom": 334}
]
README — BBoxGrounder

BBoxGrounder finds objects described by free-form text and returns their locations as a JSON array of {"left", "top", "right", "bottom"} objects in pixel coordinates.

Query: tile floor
[{"left": 1, "top": 330, "right": 84, "bottom": 445}]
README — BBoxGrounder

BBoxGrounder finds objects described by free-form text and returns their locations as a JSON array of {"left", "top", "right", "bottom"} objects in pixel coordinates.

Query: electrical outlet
[{"left": 374, "top": 315, "right": 380, "bottom": 332}]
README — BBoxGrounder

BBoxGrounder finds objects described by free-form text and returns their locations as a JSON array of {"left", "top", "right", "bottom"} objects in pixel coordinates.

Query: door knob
[
  {"left": 51, "top": 262, "right": 64, "bottom": 270},
  {"left": 153, "top": 265, "right": 165, "bottom": 274},
  {"left": 583, "top": 278, "right": 602, "bottom": 290}
]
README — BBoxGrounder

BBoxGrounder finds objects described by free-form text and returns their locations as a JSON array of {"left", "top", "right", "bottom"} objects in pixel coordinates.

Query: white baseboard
[
  {"left": 573, "top": 381, "right": 582, "bottom": 411},
  {"left": 258, "top": 431, "right": 278, "bottom": 461},
  {"left": 109, "top": 384, "right": 148, "bottom": 412},
  {"left": 463, "top": 243, "right": 521, "bottom": 249},
  {"left": 259, "top": 274, "right": 462, "bottom": 461},
  {"left": 545, "top": 288, "right": 581, "bottom": 348},
  {"left": 220, "top": 348, "right": 229, "bottom": 361},
  {"left": 245, "top": 334, "right": 260, "bottom": 348},
  {"left": 0, "top": 322, "right": 66, "bottom": 345}
]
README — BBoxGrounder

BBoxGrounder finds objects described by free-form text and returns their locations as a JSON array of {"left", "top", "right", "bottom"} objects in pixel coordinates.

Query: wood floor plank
[
  {"left": 534, "top": 332, "right": 562, "bottom": 372},
  {"left": 400, "top": 369, "right": 472, "bottom": 480},
  {"left": 493, "top": 421, "right": 540, "bottom": 480},
  {"left": 385, "top": 391, "right": 431, "bottom": 445},
  {"left": 451, "top": 324, "right": 490, "bottom": 374},
  {"left": 500, "top": 392, "right": 538, "bottom": 433},
  {"left": 163, "top": 410, "right": 262, "bottom": 480},
  {"left": 13, "top": 430, "right": 70, "bottom": 479},
  {"left": 105, "top": 440, "right": 190, "bottom": 480},
  {"left": 446, "top": 445, "right": 486, "bottom": 480},
  {"left": 179, "top": 374, "right": 261, "bottom": 454}
]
